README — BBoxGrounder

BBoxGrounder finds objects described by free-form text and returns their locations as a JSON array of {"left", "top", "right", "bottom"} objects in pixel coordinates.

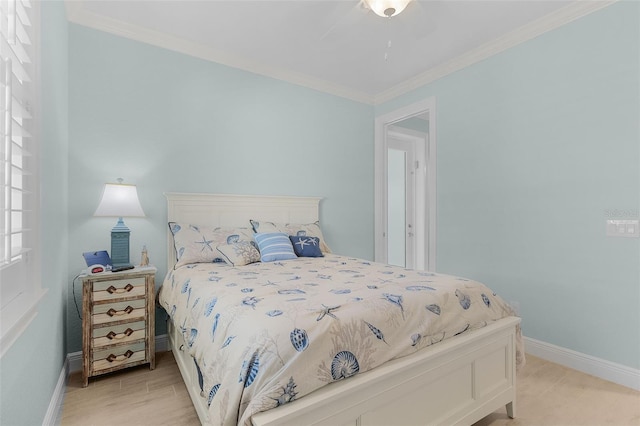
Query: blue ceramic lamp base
[{"left": 111, "top": 217, "right": 132, "bottom": 268}]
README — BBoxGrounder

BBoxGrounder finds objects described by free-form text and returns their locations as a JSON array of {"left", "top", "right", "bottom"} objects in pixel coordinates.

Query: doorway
[{"left": 374, "top": 98, "right": 436, "bottom": 271}]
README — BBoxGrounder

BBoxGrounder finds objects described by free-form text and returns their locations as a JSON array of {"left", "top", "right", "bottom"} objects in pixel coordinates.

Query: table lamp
[{"left": 93, "top": 179, "right": 145, "bottom": 267}]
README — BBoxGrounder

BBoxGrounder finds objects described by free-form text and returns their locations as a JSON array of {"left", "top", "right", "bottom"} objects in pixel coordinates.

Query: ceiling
[{"left": 65, "top": 1, "right": 610, "bottom": 104}]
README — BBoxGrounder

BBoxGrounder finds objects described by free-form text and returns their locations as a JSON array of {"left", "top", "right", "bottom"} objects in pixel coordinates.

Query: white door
[
  {"left": 387, "top": 129, "right": 427, "bottom": 270},
  {"left": 387, "top": 138, "right": 416, "bottom": 268}
]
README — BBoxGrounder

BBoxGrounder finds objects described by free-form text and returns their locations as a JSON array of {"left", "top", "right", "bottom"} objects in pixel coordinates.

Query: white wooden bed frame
[{"left": 164, "top": 192, "right": 520, "bottom": 426}]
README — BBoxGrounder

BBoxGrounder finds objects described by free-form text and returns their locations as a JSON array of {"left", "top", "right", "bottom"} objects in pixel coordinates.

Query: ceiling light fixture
[{"left": 364, "top": 0, "right": 411, "bottom": 18}]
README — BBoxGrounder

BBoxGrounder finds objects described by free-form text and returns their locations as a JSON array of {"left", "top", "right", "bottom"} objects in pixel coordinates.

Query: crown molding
[
  {"left": 65, "top": 1, "right": 615, "bottom": 106},
  {"left": 373, "top": 0, "right": 617, "bottom": 104},
  {"left": 63, "top": 1, "right": 375, "bottom": 105}
]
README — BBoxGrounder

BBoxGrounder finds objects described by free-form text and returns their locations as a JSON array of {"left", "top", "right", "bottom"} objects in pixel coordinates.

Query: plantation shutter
[{"left": 0, "top": 0, "right": 41, "bottom": 356}]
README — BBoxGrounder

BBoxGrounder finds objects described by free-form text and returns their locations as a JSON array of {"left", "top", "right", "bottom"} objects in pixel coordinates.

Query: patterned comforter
[{"left": 159, "top": 255, "right": 521, "bottom": 425}]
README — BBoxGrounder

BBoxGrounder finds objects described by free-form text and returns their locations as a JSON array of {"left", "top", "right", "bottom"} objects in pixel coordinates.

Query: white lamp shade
[
  {"left": 365, "top": 0, "right": 411, "bottom": 17},
  {"left": 94, "top": 183, "right": 145, "bottom": 217}
]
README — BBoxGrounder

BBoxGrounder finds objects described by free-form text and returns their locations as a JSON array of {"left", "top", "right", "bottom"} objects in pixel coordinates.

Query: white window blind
[{"left": 0, "top": 0, "right": 42, "bottom": 357}]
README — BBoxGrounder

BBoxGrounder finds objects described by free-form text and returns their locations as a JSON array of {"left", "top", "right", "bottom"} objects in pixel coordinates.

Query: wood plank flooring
[
  {"left": 62, "top": 351, "right": 199, "bottom": 425},
  {"left": 61, "top": 352, "right": 640, "bottom": 425},
  {"left": 474, "top": 355, "right": 640, "bottom": 426}
]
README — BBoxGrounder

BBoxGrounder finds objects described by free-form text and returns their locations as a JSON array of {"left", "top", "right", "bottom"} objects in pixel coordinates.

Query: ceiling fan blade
[
  {"left": 402, "top": 1, "right": 438, "bottom": 39},
  {"left": 320, "top": 0, "right": 370, "bottom": 41}
]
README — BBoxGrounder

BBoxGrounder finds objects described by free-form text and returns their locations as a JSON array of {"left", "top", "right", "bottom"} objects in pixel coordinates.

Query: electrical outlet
[{"left": 606, "top": 220, "right": 640, "bottom": 238}]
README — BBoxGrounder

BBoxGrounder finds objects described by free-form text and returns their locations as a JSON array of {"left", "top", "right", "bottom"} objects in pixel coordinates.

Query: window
[{"left": 0, "top": 0, "right": 43, "bottom": 357}]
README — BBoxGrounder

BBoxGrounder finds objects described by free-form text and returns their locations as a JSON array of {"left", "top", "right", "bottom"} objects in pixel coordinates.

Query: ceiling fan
[
  {"left": 363, "top": 0, "right": 412, "bottom": 18},
  {"left": 320, "top": 0, "right": 434, "bottom": 47}
]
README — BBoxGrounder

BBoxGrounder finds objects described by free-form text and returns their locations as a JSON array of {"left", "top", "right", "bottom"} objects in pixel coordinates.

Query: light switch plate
[{"left": 606, "top": 220, "right": 640, "bottom": 238}]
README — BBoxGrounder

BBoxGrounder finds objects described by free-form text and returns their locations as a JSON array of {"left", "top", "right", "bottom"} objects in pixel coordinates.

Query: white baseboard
[
  {"left": 524, "top": 336, "right": 640, "bottom": 391},
  {"left": 42, "top": 356, "right": 69, "bottom": 425},
  {"left": 155, "top": 333, "right": 169, "bottom": 352},
  {"left": 67, "top": 350, "right": 82, "bottom": 373}
]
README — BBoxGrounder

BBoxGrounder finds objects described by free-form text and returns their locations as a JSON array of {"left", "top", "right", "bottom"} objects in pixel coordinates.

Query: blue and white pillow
[
  {"left": 217, "top": 241, "right": 261, "bottom": 266},
  {"left": 169, "top": 222, "right": 254, "bottom": 268},
  {"left": 289, "top": 236, "right": 323, "bottom": 257},
  {"left": 250, "top": 220, "right": 331, "bottom": 253},
  {"left": 253, "top": 232, "right": 297, "bottom": 262}
]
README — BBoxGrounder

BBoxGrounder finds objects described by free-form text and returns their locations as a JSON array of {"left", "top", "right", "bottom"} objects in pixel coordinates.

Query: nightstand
[{"left": 82, "top": 266, "right": 156, "bottom": 387}]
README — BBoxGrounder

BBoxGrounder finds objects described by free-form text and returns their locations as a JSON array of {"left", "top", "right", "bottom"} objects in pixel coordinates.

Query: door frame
[{"left": 374, "top": 97, "right": 437, "bottom": 270}]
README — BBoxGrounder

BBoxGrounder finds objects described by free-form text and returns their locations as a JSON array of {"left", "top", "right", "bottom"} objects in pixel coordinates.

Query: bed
[{"left": 159, "top": 192, "right": 523, "bottom": 426}]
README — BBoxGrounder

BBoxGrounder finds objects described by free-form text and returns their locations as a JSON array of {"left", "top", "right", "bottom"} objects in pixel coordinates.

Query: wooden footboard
[{"left": 168, "top": 316, "right": 520, "bottom": 426}]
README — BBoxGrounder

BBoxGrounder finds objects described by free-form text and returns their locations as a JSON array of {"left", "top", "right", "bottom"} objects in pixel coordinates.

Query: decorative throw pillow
[
  {"left": 169, "top": 222, "right": 255, "bottom": 268},
  {"left": 253, "top": 232, "right": 297, "bottom": 262},
  {"left": 250, "top": 220, "right": 331, "bottom": 253},
  {"left": 289, "top": 236, "right": 323, "bottom": 257},
  {"left": 217, "top": 241, "right": 261, "bottom": 266}
]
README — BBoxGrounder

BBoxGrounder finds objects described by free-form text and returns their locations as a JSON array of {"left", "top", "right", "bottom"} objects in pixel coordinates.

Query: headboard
[{"left": 165, "top": 192, "right": 322, "bottom": 271}]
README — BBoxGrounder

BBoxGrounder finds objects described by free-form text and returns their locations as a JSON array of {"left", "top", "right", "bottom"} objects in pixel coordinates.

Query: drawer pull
[
  {"left": 106, "top": 350, "right": 134, "bottom": 363},
  {"left": 107, "top": 306, "right": 134, "bottom": 317},
  {"left": 106, "top": 328, "right": 134, "bottom": 340},
  {"left": 106, "top": 283, "right": 134, "bottom": 294}
]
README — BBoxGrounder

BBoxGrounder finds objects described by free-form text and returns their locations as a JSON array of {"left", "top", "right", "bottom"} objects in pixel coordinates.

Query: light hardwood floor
[{"left": 61, "top": 352, "right": 640, "bottom": 426}]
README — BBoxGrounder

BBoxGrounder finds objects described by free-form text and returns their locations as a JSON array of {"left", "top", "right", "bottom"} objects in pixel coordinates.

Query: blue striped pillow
[{"left": 253, "top": 232, "right": 297, "bottom": 262}]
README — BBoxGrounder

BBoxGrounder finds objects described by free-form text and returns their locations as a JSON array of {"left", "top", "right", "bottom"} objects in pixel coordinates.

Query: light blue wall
[
  {"left": 377, "top": 2, "right": 640, "bottom": 369},
  {"left": 66, "top": 24, "right": 374, "bottom": 352},
  {"left": 0, "top": 2, "right": 69, "bottom": 425}
]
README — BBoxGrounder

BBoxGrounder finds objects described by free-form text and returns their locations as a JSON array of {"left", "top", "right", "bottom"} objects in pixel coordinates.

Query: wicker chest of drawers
[{"left": 82, "top": 266, "right": 156, "bottom": 387}]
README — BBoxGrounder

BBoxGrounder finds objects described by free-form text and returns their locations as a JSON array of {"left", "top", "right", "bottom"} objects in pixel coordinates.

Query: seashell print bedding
[{"left": 158, "top": 254, "right": 523, "bottom": 426}]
